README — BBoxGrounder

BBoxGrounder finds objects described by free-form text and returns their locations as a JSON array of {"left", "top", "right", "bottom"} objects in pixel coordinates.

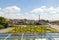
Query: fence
[{"left": 0, "top": 25, "right": 59, "bottom": 40}]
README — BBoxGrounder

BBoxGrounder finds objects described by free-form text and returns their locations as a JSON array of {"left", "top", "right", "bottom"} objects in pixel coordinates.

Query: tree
[
  {"left": 23, "top": 22, "right": 27, "bottom": 25},
  {"left": 3, "top": 23, "right": 9, "bottom": 28},
  {"left": 0, "top": 17, "right": 9, "bottom": 28},
  {"left": 0, "top": 17, "right": 6, "bottom": 23},
  {"left": 0, "top": 24, "right": 4, "bottom": 29},
  {"left": 29, "top": 22, "right": 33, "bottom": 25}
]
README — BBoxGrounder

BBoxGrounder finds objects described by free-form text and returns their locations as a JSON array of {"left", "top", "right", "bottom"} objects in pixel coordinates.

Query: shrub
[{"left": 0, "top": 25, "right": 4, "bottom": 29}]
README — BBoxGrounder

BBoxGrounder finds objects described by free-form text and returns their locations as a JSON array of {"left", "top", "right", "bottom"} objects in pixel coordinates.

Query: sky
[{"left": 0, "top": 0, "right": 59, "bottom": 20}]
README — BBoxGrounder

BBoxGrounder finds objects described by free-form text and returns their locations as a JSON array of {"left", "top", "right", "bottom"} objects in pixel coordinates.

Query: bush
[
  {"left": 0, "top": 25, "right": 4, "bottom": 29},
  {"left": 2, "top": 23, "right": 9, "bottom": 28},
  {"left": 4, "top": 23, "right": 9, "bottom": 28}
]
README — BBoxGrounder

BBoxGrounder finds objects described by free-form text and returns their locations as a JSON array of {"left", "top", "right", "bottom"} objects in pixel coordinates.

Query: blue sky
[
  {"left": 0, "top": 0, "right": 59, "bottom": 20},
  {"left": 0, "top": 0, "right": 59, "bottom": 12}
]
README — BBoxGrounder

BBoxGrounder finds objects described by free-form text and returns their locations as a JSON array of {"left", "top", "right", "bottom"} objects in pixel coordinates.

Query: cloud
[
  {"left": 47, "top": 7, "right": 56, "bottom": 13},
  {"left": 0, "top": 6, "right": 22, "bottom": 19},
  {"left": 31, "top": 6, "right": 46, "bottom": 13},
  {"left": 52, "top": 14, "right": 59, "bottom": 20},
  {"left": 30, "top": 6, "right": 59, "bottom": 20},
  {"left": 0, "top": 12, "right": 5, "bottom": 16},
  {"left": 0, "top": 6, "right": 59, "bottom": 20},
  {"left": 0, "top": 8, "right": 1, "bottom": 10},
  {"left": 56, "top": 7, "right": 59, "bottom": 13},
  {"left": 31, "top": 6, "right": 58, "bottom": 14},
  {"left": 3, "top": 6, "right": 21, "bottom": 13}
]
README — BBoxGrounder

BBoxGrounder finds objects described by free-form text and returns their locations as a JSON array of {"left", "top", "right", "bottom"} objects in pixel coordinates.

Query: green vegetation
[
  {"left": 47, "top": 27, "right": 59, "bottom": 33},
  {"left": 0, "top": 24, "right": 4, "bottom": 29},
  {"left": 8, "top": 25, "right": 58, "bottom": 34},
  {"left": 0, "top": 17, "right": 10, "bottom": 29}
]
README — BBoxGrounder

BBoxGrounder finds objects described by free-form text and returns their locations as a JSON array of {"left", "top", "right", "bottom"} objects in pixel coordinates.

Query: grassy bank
[{"left": 8, "top": 25, "right": 58, "bottom": 34}]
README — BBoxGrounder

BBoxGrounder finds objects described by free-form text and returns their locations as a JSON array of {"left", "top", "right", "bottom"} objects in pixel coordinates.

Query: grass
[
  {"left": 8, "top": 25, "right": 59, "bottom": 34},
  {"left": 47, "top": 27, "right": 59, "bottom": 33}
]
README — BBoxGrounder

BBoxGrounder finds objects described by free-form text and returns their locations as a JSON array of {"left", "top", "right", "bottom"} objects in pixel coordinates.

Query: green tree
[
  {"left": 29, "top": 22, "right": 33, "bottom": 25},
  {"left": 0, "top": 17, "right": 9, "bottom": 28},
  {"left": 0, "top": 17, "right": 6, "bottom": 23},
  {"left": 23, "top": 22, "right": 27, "bottom": 25},
  {"left": 0, "top": 24, "right": 4, "bottom": 29}
]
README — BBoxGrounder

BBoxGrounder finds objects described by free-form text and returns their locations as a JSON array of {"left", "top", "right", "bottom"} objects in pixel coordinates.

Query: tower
[{"left": 39, "top": 15, "right": 40, "bottom": 20}]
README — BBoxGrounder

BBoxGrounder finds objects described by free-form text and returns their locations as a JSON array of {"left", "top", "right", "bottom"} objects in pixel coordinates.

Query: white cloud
[
  {"left": 0, "top": 6, "right": 22, "bottom": 19},
  {"left": 31, "top": 6, "right": 46, "bottom": 13},
  {"left": 29, "top": 6, "right": 59, "bottom": 20},
  {"left": 3, "top": 6, "right": 21, "bottom": 13},
  {"left": 52, "top": 14, "right": 59, "bottom": 20},
  {"left": 56, "top": 7, "right": 59, "bottom": 13},
  {"left": 31, "top": 8, "right": 44, "bottom": 13},
  {"left": 47, "top": 7, "right": 56, "bottom": 13},
  {"left": 0, "top": 12, "right": 5, "bottom": 16},
  {"left": 0, "top": 8, "right": 1, "bottom": 10},
  {"left": 0, "top": 6, "right": 59, "bottom": 20},
  {"left": 31, "top": 6, "right": 58, "bottom": 14}
]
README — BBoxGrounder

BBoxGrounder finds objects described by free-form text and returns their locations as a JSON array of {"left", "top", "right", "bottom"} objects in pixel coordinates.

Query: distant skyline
[{"left": 0, "top": 0, "right": 59, "bottom": 20}]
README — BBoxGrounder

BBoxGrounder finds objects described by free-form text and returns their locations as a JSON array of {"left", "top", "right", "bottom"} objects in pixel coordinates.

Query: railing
[{"left": 0, "top": 33, "right": 59, "bottom": 40}]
